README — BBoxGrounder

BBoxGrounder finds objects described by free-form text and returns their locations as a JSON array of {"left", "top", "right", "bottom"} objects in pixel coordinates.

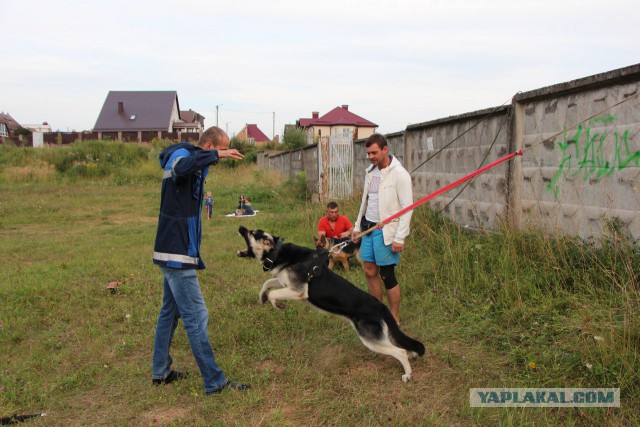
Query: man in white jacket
[{"left": 352, "top": 134, "right": 413, "bottom": 324}]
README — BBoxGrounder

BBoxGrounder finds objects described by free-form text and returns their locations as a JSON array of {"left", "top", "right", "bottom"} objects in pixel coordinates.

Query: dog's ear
[
  {"left": 263, "top": 235, "right": 282, "bottom": 249},
  {"left": 262, "top": 238, "right": 274, "bottom": 248}
]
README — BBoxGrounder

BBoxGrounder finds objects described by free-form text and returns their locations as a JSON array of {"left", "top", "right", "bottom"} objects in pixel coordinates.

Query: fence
[
  {"left": 259, "top": 63, "right": 640, "bottom": 244},
  {"left": 2, "top": 130, "right": 203, "bottom": 147},
  {"left": 319, "top": 135, "right": 354, "bottom": 199}
]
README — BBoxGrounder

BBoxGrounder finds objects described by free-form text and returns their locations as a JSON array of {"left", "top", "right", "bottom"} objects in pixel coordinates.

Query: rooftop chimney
[
  {"left": 341, "top": 105, "right": 349, "bottom": 111},
  {"left": 312, "top": 111, "right": 319, "bottom": 119},
  {"left": 118, "top": 102, "right": 124, "bottom": 114}
]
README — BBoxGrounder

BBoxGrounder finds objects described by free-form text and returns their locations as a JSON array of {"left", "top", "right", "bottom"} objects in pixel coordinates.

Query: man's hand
[
  {"left": 217, "top": 149, "right": 244, "bottom": 160},
  {"left": 350, "top": 230, "right": 360, "bottom": 243},
  {"left": 391, "top": 242, "right": 404, "bottom": 253}
]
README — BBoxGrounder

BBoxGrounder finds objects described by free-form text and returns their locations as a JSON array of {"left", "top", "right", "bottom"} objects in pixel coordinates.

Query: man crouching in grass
[{"left": 151, "top": 126, "right": 251, "bottom": 395}]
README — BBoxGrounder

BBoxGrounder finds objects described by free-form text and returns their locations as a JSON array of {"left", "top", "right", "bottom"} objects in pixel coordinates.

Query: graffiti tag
[{"left": 546, "top": 115, "right": 640, "bottom": 197}]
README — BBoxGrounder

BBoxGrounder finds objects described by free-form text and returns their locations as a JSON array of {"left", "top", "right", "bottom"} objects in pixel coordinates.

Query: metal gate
[{"left": 318, "top": 134, "right": 353, "bottom": 200}]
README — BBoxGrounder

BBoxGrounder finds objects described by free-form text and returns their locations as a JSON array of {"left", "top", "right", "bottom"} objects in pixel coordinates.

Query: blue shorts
[{"left": 359, "top": 228, "right": 399, "bottom": 266}]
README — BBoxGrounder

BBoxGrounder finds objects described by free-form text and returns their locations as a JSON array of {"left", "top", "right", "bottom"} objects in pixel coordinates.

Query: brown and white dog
[{"left": 313, "top": 235, "right": 364, "bottom": 271}]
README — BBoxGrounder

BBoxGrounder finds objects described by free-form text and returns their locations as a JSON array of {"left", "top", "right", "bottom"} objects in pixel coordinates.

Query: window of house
[{"left": 0, "top": 124, "right": 8, "bottom": 137}]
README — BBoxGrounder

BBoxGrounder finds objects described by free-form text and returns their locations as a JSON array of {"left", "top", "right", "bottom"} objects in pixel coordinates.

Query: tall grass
[
  {"left": 0, "top": 141, "right": 153, "bottom": 184},
  {"left": 0, "top": 143, "right": 638, "bottom": 425}
]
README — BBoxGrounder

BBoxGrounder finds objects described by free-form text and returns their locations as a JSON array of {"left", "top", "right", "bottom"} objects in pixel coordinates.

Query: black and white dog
[{"left": 238, "top": 226, "right": 425, "bottom": 382}]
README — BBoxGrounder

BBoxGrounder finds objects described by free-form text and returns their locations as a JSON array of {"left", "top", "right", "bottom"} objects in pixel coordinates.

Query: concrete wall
[
  {"left": 258, "top": 144, "right": 319, "bottom": 194},
  {"left": 405, "top": 107, "right": 511, "bottom": 230},
  {"left": 512, "top": 66, "right": 640, "bottom": 243},
  {"left": 260, "top": 63, "right": 640, "bottom": 244}
]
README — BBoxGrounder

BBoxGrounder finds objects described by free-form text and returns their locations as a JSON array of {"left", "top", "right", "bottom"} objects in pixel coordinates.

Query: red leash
[{"left": 355, "top": 150, "right": 523, "bottom": 239}]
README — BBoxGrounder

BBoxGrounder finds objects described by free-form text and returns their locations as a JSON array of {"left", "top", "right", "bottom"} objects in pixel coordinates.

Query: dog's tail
[{"left": 384, "top": 310, "right": 425, "bottom": 357}]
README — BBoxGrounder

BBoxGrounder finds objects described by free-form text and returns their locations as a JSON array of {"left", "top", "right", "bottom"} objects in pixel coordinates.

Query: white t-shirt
[{"left": 365, "top": 167, "right": 381, "bottom": 222}]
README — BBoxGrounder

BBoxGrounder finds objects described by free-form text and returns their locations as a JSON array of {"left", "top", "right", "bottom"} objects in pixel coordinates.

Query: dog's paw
[
  {"left": 259, "top": 292, "right": 269, "bottom": 304},
  {"left": 402, "top": 373, "right": 412, "bottom": 383}
]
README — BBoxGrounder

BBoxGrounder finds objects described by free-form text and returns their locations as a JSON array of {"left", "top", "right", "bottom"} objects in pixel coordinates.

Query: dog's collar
[{"left": 262, "top": 239, "right": 284, "bottom": 272}]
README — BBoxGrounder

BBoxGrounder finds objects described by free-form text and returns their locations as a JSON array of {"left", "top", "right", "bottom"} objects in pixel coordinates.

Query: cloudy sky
[{"left": 2, "top": 0, "right": 638, "bottom": 137}]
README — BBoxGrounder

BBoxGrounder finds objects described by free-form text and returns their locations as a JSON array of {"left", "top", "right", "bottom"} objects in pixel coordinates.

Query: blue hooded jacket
[{"left": 153, "top": 142, "right": 219, "bottom": 269}]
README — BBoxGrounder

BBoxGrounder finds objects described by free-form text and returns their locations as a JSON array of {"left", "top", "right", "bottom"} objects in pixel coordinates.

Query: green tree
[
  {"left": 226, "top": 136, "right": 257, "bottom": 166},
  {"left": 282, "top": 127, "right": 308, "bottom": 150},
  {"left": 14, "top": 127, "right": 32, "bottom": 136}
]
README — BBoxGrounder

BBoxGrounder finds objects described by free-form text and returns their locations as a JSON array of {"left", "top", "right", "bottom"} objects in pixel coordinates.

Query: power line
[{"left": 220, "top": 107, "right": 273, "bottom": 115}]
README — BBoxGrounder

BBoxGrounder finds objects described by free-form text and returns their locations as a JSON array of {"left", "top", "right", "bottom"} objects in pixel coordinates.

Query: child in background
[{"left": 204, "top": 191, "right": 214, "bottom": 219}]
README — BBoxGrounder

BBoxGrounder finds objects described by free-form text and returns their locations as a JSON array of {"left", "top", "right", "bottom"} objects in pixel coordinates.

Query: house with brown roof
[
  {"left": 175, "top": 109, "right": 205, "bottom": 133},
  {"left": 0, "top": 112, "right": 20, "bottom": 140},
  {"left": 237, "top": 124, "right": 271, "bottom": 147},
  {"left": 297, "top": 105, "right": 377, "bottom": 142},
  {"left": 93, "top": 91, "right": 204, "bottom": 141}
]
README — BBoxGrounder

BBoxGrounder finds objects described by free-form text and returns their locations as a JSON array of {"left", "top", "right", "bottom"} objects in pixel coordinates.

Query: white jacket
[{"left": 354, "top": 155, "right": 413, "bottom": 245}]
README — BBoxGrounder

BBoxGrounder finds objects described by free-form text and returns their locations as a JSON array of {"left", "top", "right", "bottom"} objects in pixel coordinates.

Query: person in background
[
  {"left": 242, "top": 197, "right": 255, "bottom": 215},
  {"left": 317, "top": 201, "right": 353, "bottom": 239},
  {"left": 204, "top": 191, "right": 214, "bottom": 219},
  {"left": 235, "top": 196, "right": 255, "bottom": 216},
  {"left": 351, "top": 133, "right": 413, "bottom": 325},
  {"left": 151, "top": 126, "right": 251, "bottom": 395}
]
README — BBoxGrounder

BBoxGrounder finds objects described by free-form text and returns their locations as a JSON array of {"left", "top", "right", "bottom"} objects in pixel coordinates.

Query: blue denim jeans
[{"left": 152, "top": 266, "right": 227, "bottom": 393}]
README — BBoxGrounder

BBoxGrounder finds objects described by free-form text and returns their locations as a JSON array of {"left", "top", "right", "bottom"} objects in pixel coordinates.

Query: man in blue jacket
[{"left": 151, "top": 126, "right": 250, "bottom": 394}]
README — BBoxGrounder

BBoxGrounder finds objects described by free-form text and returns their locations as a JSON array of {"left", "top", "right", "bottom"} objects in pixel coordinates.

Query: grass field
[{"left": 0, "top": 143, "right": 638, "bottom": 425}]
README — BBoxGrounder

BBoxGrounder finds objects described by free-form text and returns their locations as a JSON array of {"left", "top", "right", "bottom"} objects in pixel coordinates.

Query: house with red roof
[
  {"left": 296, "top": 105, "right": 377, "bottom": 142},
  {"left": 238, "top": 124, "right": 271, "bottom": 146},
  {"left": 0, "top": 112, "right": 21, "bottom": 140}
]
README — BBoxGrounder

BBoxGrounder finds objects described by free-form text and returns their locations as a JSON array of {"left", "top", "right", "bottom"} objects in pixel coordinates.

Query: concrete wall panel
[
  {"left": 406, "top": 110, "right": 511, "bottom": 230},
  {"left": 518, "top": 79, "right": 640, "bottom": 242}
]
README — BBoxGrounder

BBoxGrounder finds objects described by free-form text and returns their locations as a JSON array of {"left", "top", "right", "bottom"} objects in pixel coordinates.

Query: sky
[{"left": 2, "top": 0, "right": 639, "bottom": 138}]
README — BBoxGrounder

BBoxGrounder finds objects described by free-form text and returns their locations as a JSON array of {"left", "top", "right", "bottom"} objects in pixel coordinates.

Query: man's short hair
[
  {"left": 326, "top": 201, "right": 339, "bottom": 210},
  {"left": 365, "top": 133, "right": 387, "bottom": 149},
  {"left": 198, "top": 126, "right": 227, "bottom": 148}
]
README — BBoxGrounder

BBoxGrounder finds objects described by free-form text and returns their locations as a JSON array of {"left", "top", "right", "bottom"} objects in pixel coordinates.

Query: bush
[
  {"left": 219, "top": 136, "right": 257, "bottom": 168},
  {"left": 0, "top": 141, "right": 152, "bottom": 182},
  {"left": 282, "top": 127, "right": 307, "bottom": 150}
]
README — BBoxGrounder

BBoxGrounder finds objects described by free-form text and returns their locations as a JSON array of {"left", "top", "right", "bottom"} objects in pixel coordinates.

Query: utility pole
[
  {"left": 216, "top": 105, "right": 222, "bottom": 126},
  {"left": 272, "top": 111, "right": 275, "bottom": 140}
]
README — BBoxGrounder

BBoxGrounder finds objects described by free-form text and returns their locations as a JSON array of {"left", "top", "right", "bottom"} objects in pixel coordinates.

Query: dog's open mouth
[{"left": 237, "top": 226, "right": 255, "bottom": 258}]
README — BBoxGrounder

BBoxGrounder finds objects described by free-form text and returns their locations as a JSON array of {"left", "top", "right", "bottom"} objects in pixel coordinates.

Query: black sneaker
[
  {"left": 206, "top": 380, "right": 251, "bottom": 394},
  {"left": 152, "top": 370, "right": 188, "bottom": 385}
]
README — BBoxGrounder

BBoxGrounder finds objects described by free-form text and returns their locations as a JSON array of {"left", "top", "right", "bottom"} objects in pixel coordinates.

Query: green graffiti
[{"left": 546, "top": 116, "right": 640, "bottom": 197}]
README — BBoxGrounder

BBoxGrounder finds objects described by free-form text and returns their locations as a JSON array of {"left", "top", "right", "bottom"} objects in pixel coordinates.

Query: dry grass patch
[{"left": 3, "top": 160, "right": 56, "bottom": 182}]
